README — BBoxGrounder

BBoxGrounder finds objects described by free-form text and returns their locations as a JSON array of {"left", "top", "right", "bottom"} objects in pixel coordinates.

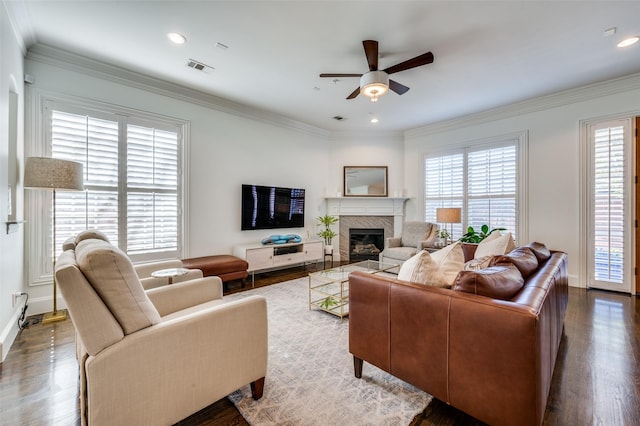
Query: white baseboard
[{"left": 1, "top": 307, "right": 23, "bottom": 362}]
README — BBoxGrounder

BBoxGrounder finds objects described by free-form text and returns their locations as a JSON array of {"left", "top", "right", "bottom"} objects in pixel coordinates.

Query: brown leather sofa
[{"left": 349, "top": 243, "right": 568, "bottom": 426}]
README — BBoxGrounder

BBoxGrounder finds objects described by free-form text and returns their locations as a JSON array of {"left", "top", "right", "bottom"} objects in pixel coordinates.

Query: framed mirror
[{"left": 344, "top": 166, "right": 388, "bottom": 197}]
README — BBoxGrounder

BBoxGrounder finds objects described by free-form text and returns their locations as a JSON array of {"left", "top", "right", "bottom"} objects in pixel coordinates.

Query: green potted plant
[
  {"left": 316, "top": 214, "right": 338, "bottom": 253},
  {"left": 436, "top": 228, "right": 450, "bottom": 247},
  {"left": 458, "top": 224, "right": 506, "bottom": 243}
]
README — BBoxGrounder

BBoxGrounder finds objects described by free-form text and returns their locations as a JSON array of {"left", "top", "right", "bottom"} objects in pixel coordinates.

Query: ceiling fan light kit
[{"left": 360, "top": 71, "right": 389, "bottom": 102}]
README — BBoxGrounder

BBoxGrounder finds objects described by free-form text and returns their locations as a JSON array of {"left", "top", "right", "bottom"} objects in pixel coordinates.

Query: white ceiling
[{"left": 7, "top": 1, "right": 640, "bottom": 132}]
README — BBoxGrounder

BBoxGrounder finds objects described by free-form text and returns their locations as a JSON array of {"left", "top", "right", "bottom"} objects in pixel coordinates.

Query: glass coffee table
[{"left": 308, "top": 260, "right": 399, "bottom": 319}]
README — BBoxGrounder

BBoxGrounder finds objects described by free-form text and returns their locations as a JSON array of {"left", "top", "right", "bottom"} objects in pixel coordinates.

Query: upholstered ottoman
[{"left": 181, "top": 255, "right": 248, "bottom": 290}]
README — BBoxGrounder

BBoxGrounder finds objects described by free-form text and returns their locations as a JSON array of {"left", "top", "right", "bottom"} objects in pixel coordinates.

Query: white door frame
[{"left": 580, "top": 115, "right": 634, "bottom": 294}]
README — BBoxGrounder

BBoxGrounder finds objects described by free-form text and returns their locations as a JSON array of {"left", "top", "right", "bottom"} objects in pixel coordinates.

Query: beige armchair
[
  {"left": 55, "top": 230, "right": 267, "bottom": 426},
  {"left": 379, "top": 221, "right": 439, "bottom": 266},
  {"left": 134, "top": 259, "right": 203, "bottom": 289}
]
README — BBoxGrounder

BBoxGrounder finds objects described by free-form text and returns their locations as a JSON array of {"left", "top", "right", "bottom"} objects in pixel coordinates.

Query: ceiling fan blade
[
  {"left": 383, "top": 51, "right": 434, "bottom": 75},
  {"left": 389, "top": 79, "right": 410, "bottom": 95},
  {"left": 363, "top": 40, "right": 378, "bottom": 71},
  {"left": 346, "top": 86, "right": 361, "bottom": 99},
  {"left": 319, "top": 73, "right": 363, "bottom": 78}
]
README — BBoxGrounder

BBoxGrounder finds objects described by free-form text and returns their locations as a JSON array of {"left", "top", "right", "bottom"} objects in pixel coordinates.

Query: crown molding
[
  {"left": 2, "top": 0, "right": 33, "bottom": 54},
  {"left": 405, "top": 72, "right": 640, "bottom": 139},
  {"left": 25, "top": 43, "right": 330, "bottom": 139},
  {"left": 329, "top": 130, "right": 404, "bottom": 141}
]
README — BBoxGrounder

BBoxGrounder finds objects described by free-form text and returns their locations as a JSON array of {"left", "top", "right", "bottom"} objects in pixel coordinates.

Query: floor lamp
[
  {"left": 436, "top": 207, "right": 462, "bottom": 243},
  {"left": 25, "top": 157, "right": 84, "bottom": 324}
]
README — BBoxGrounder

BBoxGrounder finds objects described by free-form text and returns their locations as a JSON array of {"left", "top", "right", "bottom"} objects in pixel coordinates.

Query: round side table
[{"left": 151, "top": 267, "right": 189, "bottom": 285}]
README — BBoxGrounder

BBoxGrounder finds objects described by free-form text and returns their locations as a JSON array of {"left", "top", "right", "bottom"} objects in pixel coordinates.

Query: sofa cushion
[
  {"left": 453, "top": 263, "right": 525, "bottom": 300},
  {"left": 524, "top": 241, "right": 552, "bottom": 263},
  {"left": 398, "top": 242, "right": 464, "bottom": 288},
  {"left": 475, "top": 232, "right": 515, "bottom": 259},
  {"left": 75, "top": 238, "right": 161, "bottom": 334},
  {"left": 490, "top": 246, "right": 539, "bottom": 278}
]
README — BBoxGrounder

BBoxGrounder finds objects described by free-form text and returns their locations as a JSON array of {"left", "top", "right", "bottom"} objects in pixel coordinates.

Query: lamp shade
[
  {"left": 24, "top": 157, "right": 84, "bottom": 191},
  {"left": 436, "top": 207, "right": 462, "bottom": 223}
]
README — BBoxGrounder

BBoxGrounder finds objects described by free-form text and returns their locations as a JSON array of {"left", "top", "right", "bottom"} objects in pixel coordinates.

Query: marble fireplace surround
[{"left": 325, "top": 197, "right": 410, "bottom": 261}]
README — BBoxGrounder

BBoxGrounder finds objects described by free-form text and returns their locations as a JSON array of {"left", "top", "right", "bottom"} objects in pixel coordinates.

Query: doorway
[{"left": 585, "top": 118, "right": 634, "bottom": 294}]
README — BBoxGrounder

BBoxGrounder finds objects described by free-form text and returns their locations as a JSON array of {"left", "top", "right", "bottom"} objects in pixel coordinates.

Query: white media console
[{"left": 233, "top": 240, "right": 323, "bottom": 284}]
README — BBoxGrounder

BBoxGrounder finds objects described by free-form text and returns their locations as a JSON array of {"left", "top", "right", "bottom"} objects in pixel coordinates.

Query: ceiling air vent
[{"left": 187, "top": 59, "right": 214, "bottom": 73}]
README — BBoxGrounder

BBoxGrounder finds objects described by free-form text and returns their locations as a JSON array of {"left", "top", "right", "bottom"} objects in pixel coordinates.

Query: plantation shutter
[
  {"left": 46, "top": 105, "right": 181, "bottom": 262},
  {"left": 127, "top": 124, "right": 179, "bottom": 254},
  {"left": 424, "top": 141, "right": 519, "bottom": 241},
  {"left": 424, "top": 153, "right": 464, "bottom": 239},
  {"left": 467, "top": 145, "right": 517, "bottom": 238},
  {"left": 51, "top": 110, "right": 120, "bottom": 255},
  {"left": 592, "top": 125, "right": 625, "bottom": 284}
]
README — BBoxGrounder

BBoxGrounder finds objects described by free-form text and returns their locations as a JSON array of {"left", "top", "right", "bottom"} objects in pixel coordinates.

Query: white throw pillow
[
  {"left": 397, "top": 242, "right": 464, "bottom": 288},
  {"left": 475, "top": 232, "right": 514, "bottom": 259}
]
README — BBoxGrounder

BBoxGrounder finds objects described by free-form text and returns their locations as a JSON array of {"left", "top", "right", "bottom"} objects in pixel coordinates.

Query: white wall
[
  {"left": 328, "top": 131, "right": 404, "bottom": 197},
  {"left": 404, "top": 75, "right": 640, "bottom": 287},
  {"left": 0, "top": 2, "right": 25, "bottom": 361}
]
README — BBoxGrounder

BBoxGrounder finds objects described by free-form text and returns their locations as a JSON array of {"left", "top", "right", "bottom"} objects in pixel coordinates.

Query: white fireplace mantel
[{"left": 325, "top": 197, "right": 410, "bottom": 238}]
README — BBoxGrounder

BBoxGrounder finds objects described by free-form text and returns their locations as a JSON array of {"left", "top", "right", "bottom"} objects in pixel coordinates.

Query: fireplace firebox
[{"left": 349, "top": 228, "right": 384, "bottom": 262}]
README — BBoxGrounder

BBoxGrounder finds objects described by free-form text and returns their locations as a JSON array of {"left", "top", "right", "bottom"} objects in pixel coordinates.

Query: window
[
  {"left": 585, "top": 119, "right": 632, "bottom": 292},
  {"left": 27, "top": 98, "right": 187, "bottom": 285},
  {"left": 424, "top": 136, "right": 524, "bottom": 241}
]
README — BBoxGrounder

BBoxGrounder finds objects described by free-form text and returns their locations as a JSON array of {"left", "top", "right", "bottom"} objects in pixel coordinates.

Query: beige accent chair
[
  {"left": 134, "top": 259, "right": 204, "bottom": 289},
  {"left": 55, "top": 230, "right": 268, "bottom": 426},
  {"left": 379, "top": 221, "right": 439, "bottom": 266}
]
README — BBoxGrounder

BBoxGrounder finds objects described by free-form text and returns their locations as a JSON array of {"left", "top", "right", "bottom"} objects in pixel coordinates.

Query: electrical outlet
[{"left": 12, "top": 292, "right": 25, "bottom": 308}]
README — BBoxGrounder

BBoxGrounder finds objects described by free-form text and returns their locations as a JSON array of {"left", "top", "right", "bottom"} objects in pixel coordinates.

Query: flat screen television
[{"left": 241, "top": 184, "right": 305, "bottom": 230}]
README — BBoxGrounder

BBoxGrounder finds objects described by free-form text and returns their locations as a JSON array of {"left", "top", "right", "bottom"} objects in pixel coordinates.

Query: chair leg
[{"left": 250, "top": 377, "right": 265, "bottom": 400}]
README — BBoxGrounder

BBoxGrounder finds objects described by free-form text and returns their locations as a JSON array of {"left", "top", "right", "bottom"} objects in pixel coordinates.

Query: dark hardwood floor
[{"left": 1, "top": 264, "right": 639, "bottom": 425}]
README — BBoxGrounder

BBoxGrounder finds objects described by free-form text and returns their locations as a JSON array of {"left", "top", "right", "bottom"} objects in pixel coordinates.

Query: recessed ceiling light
[
  {"left": 617, "top": 36, "right": 639, "bottom": 48},
  {"left": 167, "top": 32, "right": 187, "bottom": 44},
  {"left": 370, "top": 118, "right": 379, "bottom": 124}
]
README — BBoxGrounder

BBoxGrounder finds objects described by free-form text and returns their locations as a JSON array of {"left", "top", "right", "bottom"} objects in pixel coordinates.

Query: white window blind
[
  {"left": 127, "top": 124, "right": 179, "bottom": 254},
  {"left": 467, "top": 145, "right": 517, "bottom": 234},
  {"left": 424, "top": 143, "right": 518, "bottom": 240},
  {"left": 592, "top": 125, "right": 625, "bottom": 284},
  {"left": 47, "top": 107, "right": 182, "bottom": 261},
  {"left": 51, "top": 110, "right": 120, "bottom": 253},
  {"left": 424, "top": 152, "right": 464, "bottom": 238}
]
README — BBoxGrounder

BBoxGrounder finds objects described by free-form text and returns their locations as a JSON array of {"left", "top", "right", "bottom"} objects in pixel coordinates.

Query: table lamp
[{"left": 436, "top": 207, "right": 462, "bottom": 242}]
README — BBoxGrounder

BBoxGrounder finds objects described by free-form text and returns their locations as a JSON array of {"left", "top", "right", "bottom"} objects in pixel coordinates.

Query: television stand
[{"left": 233, "top": 240, "right": 323, "bottom": 285}]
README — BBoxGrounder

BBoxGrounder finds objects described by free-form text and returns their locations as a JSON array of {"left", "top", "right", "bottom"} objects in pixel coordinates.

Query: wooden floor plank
[{"left": 1, "top": 265, "right": 638, "bottom": 425}]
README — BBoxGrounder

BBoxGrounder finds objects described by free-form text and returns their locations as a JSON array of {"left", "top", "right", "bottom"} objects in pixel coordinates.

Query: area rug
[{"left": 226, "top": 278, "right": 431, "bottom": 425}]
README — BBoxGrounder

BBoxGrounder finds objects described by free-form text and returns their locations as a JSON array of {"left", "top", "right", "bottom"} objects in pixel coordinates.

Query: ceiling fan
[{"left": 320, "top": 40, "right": 434, "bottom": 102}]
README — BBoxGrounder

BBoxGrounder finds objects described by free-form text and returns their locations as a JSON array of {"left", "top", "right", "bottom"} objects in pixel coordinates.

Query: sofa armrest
[
  {"left": 384, "top": 237, "right": 401, "bottom": 249},
  {"left": 146, "top": 276, "right": 223, "bottom": 316},
  {"left": 84, "top": 295, "right": 268, "bottom": 426}
]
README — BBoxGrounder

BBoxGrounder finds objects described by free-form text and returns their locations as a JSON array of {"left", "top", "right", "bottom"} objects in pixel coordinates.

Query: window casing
[
  {"left": 424, "top": 134, "right": 526, "bottom": 242},
  {"left": 26, "top": 96, "right": 188, "bottom": 285}
]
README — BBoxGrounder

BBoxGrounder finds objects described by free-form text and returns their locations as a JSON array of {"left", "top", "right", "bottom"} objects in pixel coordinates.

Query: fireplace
[{"left": 349, "top": 228, "right": 384, "bottom": 262}]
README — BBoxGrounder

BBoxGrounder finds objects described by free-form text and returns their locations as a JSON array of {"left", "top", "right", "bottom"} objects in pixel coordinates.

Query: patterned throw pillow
[
  {"left": 398, "top": 242, "right": 464, "bottom": 288},
  {"left": 463, "top": 255, "right": 493, "bottom": 271}
]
